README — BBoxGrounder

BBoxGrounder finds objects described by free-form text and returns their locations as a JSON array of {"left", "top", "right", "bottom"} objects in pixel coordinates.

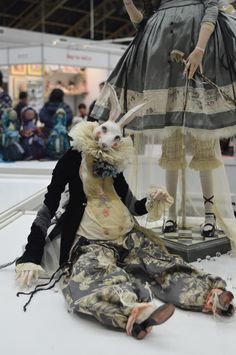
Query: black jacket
[{"left": 17, "top": 149, "right": 147, "bottom": 267}]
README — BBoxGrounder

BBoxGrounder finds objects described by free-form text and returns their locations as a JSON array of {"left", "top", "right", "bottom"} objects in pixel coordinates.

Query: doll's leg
[
  {"left": 199, "top": 169, "right": 216, "bottom": 237},
  {"left": 159, "top": 129, "right": 186, "bottom": 232},
  {"left": 163, "top": 169, "right": 178, "bottom": 232},
  {"left": 62, "top": 241, "right": 173, "bottom": 339},
  {"left": 124, "top": 230, "right": 234, "bottom": 316},
  {"left": 190, "top": 137, "right": 222, "bottom": 237}
]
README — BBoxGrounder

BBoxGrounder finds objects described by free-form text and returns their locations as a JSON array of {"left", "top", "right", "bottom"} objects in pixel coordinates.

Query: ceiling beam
[
  {"left": 9, "top": 2, "right": 37, "bottom": 26},
  {"left": 61, "top": 6, "right": 88, "bottom": 15},
  {"left": 45, "top": 21, "right": 70, "bottom": 28},
  {"left": 9, "top": 0, "right": 68, "bottom": 31},
  {"left": 30, "top": 0, "right": 68, "bottom": 31},
  {"left": 60, "top": 6, "right": 127, "bottom": 23},
  {"left": 63, "top": 0, "right": 117, "bottom": 37},
  {"left": 107, "top": 21, "right": 135, "bottom": 39},
  {"left": 0, "top": 13, "right": 16, "bottom": 19}
]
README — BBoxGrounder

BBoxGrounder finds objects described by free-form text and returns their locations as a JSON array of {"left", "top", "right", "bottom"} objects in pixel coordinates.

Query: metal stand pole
[{"left": 90, "top": 0, "right": 94, "bottom": 40}]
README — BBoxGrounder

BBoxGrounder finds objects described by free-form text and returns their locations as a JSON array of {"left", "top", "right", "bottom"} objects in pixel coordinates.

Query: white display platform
[
  {"left": 0, "top": 175, "right": 50, "bottom": 214},
  {"left": 0, "top": 160, "right": 57, "bottom": 176},
  {"left": 0, "top": 214, "right": 235, "bottom": 355}
]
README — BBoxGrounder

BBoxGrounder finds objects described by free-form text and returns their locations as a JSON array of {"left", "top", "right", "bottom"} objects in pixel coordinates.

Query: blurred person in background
[
  {"left": 14, "top": 91, "right": 28, "bottom": 122},
  {"left": 39, "top": 89, "right": 73, "bottom": 137},
  {"left": 72, "top": 103, "right": 88, "bottom": 126}
]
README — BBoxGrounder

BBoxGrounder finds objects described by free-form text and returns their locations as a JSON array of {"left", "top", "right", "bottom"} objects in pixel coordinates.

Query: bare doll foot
[{"left": 126, "top": 303, "right": 175, "bottom": 340}]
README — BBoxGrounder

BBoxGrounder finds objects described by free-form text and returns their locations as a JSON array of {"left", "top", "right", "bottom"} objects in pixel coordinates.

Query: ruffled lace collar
[{"left": 69, "top": 121, "right": 134, "bottom": 173}]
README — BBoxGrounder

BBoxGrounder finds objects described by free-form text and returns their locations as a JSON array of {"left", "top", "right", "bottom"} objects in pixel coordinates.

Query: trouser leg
[
  {"left": 123, "top": 230, "right": 226, "bottom": 312},
  {"left": 62, "top": 242, "right": 151, "bottom": 330}
]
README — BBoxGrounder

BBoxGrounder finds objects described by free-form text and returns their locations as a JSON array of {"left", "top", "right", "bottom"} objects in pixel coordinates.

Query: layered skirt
[{"left": 92, "top": 0, "right": 236, "bottom": 140}]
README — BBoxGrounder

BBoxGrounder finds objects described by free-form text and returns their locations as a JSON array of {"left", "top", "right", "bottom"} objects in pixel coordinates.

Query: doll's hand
[
  {"left": 146, "top": 187, "right": 174, "bottom": 221},
  {"left": 184, "top": 48, "right": 204, "bottom": 79},
  {"left": 150, "top": 189, "right": 173, "bottom": 205},
  {"left": 16, "top": 263, "right": 44, "bottom": 288}
]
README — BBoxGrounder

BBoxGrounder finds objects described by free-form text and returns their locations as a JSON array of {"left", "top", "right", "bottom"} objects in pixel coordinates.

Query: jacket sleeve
[
  {"left": 202, "top": 0, "right": 219, "bottom": 24},
  {"left": 16, "top": 150, "right": 74, "bottom": 265},
  {"left": 114, "top": 173, "right": 147, "bottom": 216}
]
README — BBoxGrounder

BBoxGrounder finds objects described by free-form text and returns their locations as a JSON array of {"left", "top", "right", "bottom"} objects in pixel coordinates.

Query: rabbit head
[{"left": 93, "top": 84, "right": 148, "bottom": 151}]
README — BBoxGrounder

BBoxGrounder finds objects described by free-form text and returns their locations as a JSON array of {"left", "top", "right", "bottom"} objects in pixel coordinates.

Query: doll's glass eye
[
  {"left": 102, "top": 126, "right": 107, "bottom": 133},
  {"left": 114, "top": 136, "right": 121, "bottom": 141}
]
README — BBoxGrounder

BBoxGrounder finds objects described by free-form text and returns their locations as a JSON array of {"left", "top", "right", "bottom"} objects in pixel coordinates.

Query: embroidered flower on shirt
[{"left": 103, "top": 208, "right": 110, "bottom": 217}]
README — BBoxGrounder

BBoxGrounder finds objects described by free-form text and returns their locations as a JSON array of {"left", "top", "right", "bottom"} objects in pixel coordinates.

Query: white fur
[{"left": 93, "top": 121, "right": 122, "bottom": 150}]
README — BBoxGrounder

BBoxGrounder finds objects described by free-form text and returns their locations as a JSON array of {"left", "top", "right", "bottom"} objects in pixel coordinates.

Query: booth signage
[
  {"left": 44, "top": 47, "right": 109, "bottom": 68},
  {"left": 9, "top": 47, "right": 42, "bottom": 64},
  {"left": 0, "top": 49, "right": 8, "bottom": 65}
]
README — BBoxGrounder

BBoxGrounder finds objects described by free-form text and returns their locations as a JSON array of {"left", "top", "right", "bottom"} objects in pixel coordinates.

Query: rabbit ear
[
  {"left": 107, "top": 84, "right": 122, "bottom": 122},
  {"left": 118, "top": 101, "right": 150, "bottom": 129}
]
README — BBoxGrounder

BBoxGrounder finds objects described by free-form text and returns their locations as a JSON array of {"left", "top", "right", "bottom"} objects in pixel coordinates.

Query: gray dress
[{"left": 92, "top": 0, "right": 236, "bottom": 139}]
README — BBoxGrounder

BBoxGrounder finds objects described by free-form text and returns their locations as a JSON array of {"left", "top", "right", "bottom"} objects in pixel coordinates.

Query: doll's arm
[
  {"left": 16, "top": 150, "right": 75, "bottom": 268},
  {"left": 123, "top": 0, "right": 143, "bottom": 25},
  {"left": 185, "top": 1, "right": 219, "bottom": 79},
  {"left": 196, "top": 0, "right": 219, "bottom": 52}
]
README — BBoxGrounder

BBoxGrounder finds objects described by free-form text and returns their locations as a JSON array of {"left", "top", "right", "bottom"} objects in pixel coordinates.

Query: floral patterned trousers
[{"left": 62, "top": 227, "right": 226, "bottom": 330}]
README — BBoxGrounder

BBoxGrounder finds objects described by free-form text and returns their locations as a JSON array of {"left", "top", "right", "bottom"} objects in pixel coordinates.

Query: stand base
[{"left": 153, "top": 225, "right": 231, "bottom": 262}]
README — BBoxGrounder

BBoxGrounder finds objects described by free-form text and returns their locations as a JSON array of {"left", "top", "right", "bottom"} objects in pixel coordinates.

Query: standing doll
[
  {"left": 20, "top": 107, "right": 45, "bottom": 160},
  {"left": 1, "top": 108, "right": 23, "bottom": 161},
  {"left": 46, "top": 108, "right": 70, "bottom": 160},
  {"left": 91, "top": 0, "right": 236, "bottom": 250}
]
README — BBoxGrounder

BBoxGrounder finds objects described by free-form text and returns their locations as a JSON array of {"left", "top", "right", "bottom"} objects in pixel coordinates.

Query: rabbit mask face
[
  {"left": 92, "top": 84, "right": 149, "bottom": 151},
  {"left": 93, "top": 122, "right": 122, "bottom": 150}
]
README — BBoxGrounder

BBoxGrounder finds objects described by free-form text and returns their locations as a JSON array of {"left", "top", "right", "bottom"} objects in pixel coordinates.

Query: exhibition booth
[{"left": 0, "top": 26, "right": 125, "bottom": 112}]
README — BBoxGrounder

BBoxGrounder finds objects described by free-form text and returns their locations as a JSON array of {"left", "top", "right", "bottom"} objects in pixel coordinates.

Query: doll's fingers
[
  {"left": 184, "top": 61, "right": 191, "bottom": 75},
  {"left": 34, "top": 270, "right": 40, "bottom": 283},
  {"left": 152, "top": 190, "right": 161, "bottom": 199},
  {"left": 166, "top": 197, "right": 174, "bottom": 204},
  {"left": 126, "top": 308, "right": 139, "bottom": 336},
  {"left": 154, "top": 191, "right": 164, "bottom": 200},
  {"left": 152, "top": 191, "right": 160, "bottom": 199},
  {"left": 199, "top": 63, "right": 203, "bottom": 74},
  {"left": 20, "top": 271, "right": 29, "bottom": 287},
  {"left": 27, "top": 271, "right": 35, "bottom": 287},
  {"left": 188, "top": 64, "right": 198, "bottom": 79},
  {"left": 16, "top": 272, "right": 21, "bottom": 280}
]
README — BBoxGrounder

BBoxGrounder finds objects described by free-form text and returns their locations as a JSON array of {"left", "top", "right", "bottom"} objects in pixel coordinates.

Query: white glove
[{"left": 16, "top": 263, "right": 45, "bottom": 288}]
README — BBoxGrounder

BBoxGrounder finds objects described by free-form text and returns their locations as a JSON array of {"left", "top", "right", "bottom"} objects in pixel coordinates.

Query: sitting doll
[
  {"left": 16, "top": 86, "right": 235, "bottom": 340},
  {"left": 46, "top": 108, "right": 70, "bottom": 160},
  {"left": 1, "top": 108, "right": 23, "bottom": 161},
  {"left": 20, "top": 107, "right": 45, "bottom": 160}
]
